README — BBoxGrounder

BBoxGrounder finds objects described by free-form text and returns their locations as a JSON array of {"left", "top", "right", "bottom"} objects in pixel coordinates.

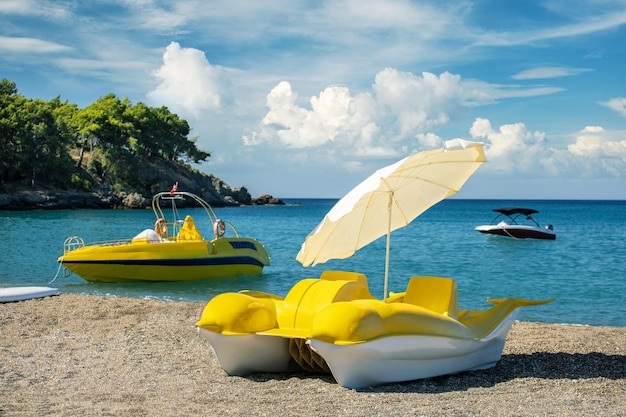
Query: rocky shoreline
[{"left": 0, "top": 188, "right": 284, "bottom": 210}]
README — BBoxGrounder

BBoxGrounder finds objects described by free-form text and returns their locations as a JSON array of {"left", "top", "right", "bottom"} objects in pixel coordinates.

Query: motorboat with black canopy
[{"left": 475, "top": 207, "right": 556, "bottom": 240}]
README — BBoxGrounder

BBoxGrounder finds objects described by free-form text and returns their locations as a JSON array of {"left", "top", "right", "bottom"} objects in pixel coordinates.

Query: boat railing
[
  {"left": 152, "top": 191, "right": 245, "bottom": 239},
  {"left": 165, "top": 219, "right": 184, "bottom": 238},
  {"left": 152, "top": 191, "right": 221, "bottom": 224},
  {"left": 65, "top": 236, "right": 139, "bottom": 253},
  {"left": 223, "top": 220, "right": 240, "bottom": 238},
  {"left": 63, "top": 236, "right": 85, "bottom": 254}
]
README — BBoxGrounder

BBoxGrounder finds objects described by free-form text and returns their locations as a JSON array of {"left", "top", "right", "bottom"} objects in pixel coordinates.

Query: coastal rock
[
  {"left": 0, "top": 188, "right": 283, "bottom": 210},
  {"left": 0, "top": 190, "right": 108, "bottom": 210},
  {"left": 210, "top": 177, "right": 253, "bottom": 205},
  {"left": 252, "top": 193, "right": 285, "bottom": 205},
  {"left": 120, "top": 192, "right": 149, "bottom": 209},
  {"left": 53, "top": 192, "right": 113, "bottom": 209}
]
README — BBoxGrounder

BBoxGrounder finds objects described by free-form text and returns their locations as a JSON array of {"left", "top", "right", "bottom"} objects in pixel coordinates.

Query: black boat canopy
[{"left": 493, "top": 208, "right": 539, "bottom": 216}]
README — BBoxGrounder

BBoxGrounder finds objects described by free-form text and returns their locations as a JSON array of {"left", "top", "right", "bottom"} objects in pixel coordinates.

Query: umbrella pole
[{"left": 383, "top": 193, "right": 392, "bottom": 302}]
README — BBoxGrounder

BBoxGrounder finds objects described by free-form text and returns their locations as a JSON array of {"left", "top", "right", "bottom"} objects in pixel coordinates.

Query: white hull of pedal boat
[
  {"left": 198, "top": 311, "right": 517, "bottom": 389},
  {"left": 308, "top": 312, "right": 516, "bottom": 389},
  {"left": 196, "top": 328, "right": 292, "bottom": 375}
]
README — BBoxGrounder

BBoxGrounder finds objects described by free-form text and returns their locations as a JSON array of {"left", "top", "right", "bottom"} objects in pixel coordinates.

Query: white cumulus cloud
[
  {"left": 468, "top": 120, "right": 626, "bottom": 178},
  {"left": 147, "top": 42, "right": 233, "bottom": 119},
  {"left": 260, "top": 81, "right": 352, "bottom": 148},
  {"left": 468, "top": 117, "right": 546, "bottom": 173},
  {"left": 567, "top": 126, "right": 626, "bottom": 176},
  {"left": 245, "top": 68, "right": 492, "bottom": 158}
]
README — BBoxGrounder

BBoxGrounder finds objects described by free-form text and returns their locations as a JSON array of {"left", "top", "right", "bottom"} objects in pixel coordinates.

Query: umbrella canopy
[{"left": 296, "top": 139, "right": 486, "bottom": 300}]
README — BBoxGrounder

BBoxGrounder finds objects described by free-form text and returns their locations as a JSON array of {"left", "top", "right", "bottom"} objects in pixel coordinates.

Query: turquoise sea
[{"left": 1, "top": 199, "right": 625, "bottom": 327}]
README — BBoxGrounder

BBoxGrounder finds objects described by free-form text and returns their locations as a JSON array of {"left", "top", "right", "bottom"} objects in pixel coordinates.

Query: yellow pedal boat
[
  {"left": 196, "top": 270, "right": 554, "bottom": 388},
  {"left": 58, "top": 191, "right": 270, "bottom": 283}
]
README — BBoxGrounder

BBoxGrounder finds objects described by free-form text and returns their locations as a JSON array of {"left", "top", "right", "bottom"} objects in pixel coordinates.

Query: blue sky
[{"left": 2, "top": 0, "right": 626, "bottom": 199}]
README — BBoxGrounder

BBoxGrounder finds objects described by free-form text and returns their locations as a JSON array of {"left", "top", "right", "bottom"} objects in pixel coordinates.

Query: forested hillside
[{"left": 0, "top": 79, "right": 277, "bottom": 209}]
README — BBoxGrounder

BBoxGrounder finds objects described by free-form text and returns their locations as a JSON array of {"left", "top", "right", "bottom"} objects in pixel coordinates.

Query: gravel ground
[{"left": 1, "top": 294, "right": 624, "bottom": 417}]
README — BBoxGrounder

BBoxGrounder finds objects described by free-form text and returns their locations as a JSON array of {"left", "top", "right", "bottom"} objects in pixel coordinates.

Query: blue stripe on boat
[{"left": 62, "top": 256, "right": 265, "bottom": 268}]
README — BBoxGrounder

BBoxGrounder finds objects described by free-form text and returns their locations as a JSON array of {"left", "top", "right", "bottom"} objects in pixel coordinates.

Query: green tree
[
  {"left": 1, "top": 79, "right": 212, "bottom": 193},
  {"left": 0, "top": 80, "right": 75, "bottom": 187},
  {"left": 0, "top": 79, "right": 21, "bottom": 183},
  {"left": 124, "top": 103, "right": 211, "bottom": 163},
  {"left": 22, "top": 99, "right": 76, "bottom": 187},
  {"left": 73, "top": 94, "right": 133, "bottom": 180}
]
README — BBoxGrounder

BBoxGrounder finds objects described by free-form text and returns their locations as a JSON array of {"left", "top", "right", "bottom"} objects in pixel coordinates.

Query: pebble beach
[{"left": 1, "top": 294, "right": 624, "bottom": 416}]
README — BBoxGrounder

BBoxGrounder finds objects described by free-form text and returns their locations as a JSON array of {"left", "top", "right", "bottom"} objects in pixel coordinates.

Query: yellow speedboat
[
  {"left": 58, "top": 191, "right": 270, "bottom": 283},
  {"left": 196, "top": 271, "right": 554, "bottom": 388}
]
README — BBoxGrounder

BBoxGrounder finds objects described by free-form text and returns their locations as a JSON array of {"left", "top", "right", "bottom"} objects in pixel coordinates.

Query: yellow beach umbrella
[{"left": 296, "top": 139, "right": 486, "bottom": 300}]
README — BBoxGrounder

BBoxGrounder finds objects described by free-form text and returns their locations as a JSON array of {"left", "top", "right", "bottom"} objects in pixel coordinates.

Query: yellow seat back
[
  {"left": 403, "top": 276, "right": 459, "bottom": 319},
  {"left": 277, "top": 273, "right": 373, "bottom": 331},
  {"left": 178, "top": 215, "right": 203, "bottom": 240},
  {"left": 320, "top": 270, "right": 368, "bottom": 286}
]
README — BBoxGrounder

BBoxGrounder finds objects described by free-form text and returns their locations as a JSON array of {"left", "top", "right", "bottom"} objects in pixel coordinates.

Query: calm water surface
[{"left": 1, "top": 199, "right": 624, "bottom": 327}]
